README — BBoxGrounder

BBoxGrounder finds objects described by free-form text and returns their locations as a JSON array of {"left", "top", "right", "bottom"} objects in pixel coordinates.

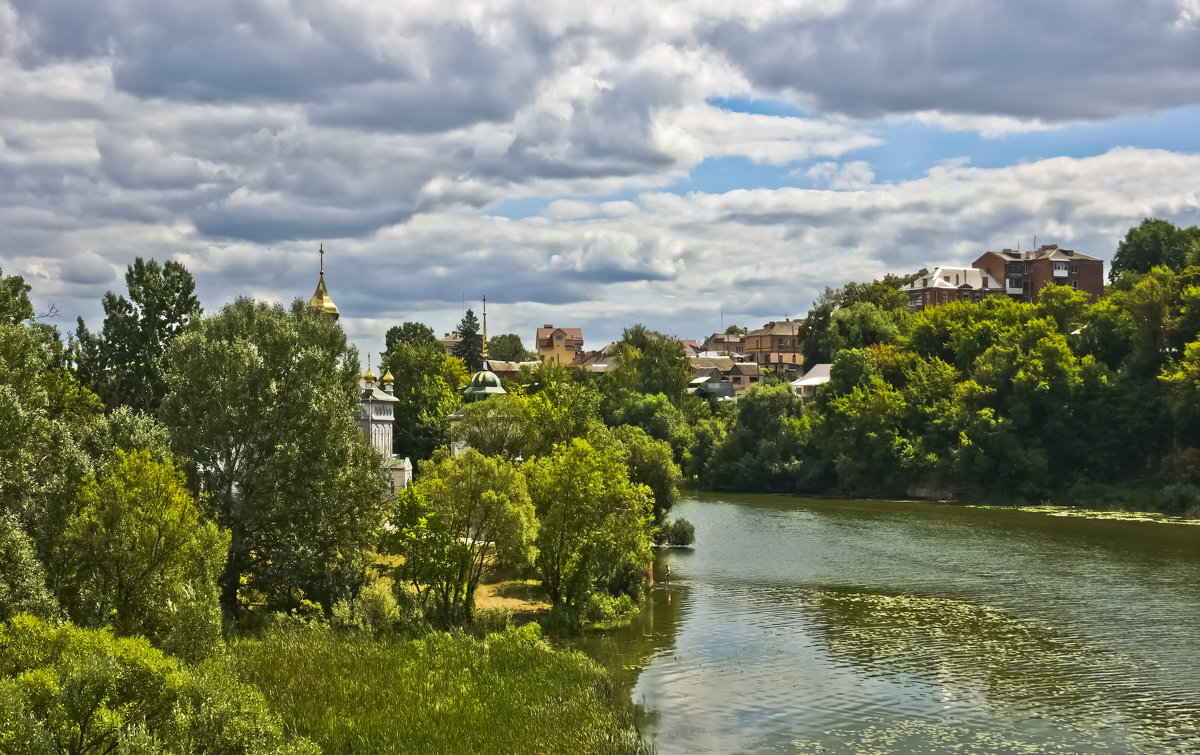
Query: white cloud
[
  {"left": 804, "top": 161, "right": 876, "bottom": 190},
  {"left": 2, "top": 0, "right": 1200, "bottom": 355}
]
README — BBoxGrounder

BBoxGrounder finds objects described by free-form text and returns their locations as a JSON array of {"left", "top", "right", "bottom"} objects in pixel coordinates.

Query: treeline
[
  {"left": 706, "top": 218, "right": 1200, "bottom": 510},
  {"left": 0, "top": 264, "right": 648, "bottom": 753}
]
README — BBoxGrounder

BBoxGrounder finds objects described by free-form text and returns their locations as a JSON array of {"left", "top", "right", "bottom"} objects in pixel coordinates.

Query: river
[{"left": 573, "top": 493, "right": 1200, "bottom": 754}]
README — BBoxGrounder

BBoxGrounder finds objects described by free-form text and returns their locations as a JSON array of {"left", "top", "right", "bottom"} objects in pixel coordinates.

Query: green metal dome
[{"left": 463, "top": 369, "right": 506, "bottom": 397}]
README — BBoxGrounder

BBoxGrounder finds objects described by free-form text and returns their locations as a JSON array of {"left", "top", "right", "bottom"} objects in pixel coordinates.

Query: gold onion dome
[
  {"left": 363, "top": 365, "right": 377, "bottom": 383},
  {"left": 381, "top": 368, "right": 394, "bottom": 385},
  {"left": 307, "top": 244, "right": 340, "bottom": 320}
]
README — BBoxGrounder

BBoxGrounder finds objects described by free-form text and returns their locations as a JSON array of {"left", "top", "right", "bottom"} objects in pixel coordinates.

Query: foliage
[
  {"left": 0, "top": 267, "right": 104, "bottom": 584},
  {"left": 384, "top": 321, "right": 439, "bottom": 351},
  {"left": 161, "top": 298, "right": 387, "bottom": 620},
  {"left": 0, "top": 514, "right": 58, "bottom": 623},
  {"left": 610, "top": 424, "right": 681, "bottom": 524},
  {"left": 526, "top": 439, "right": 653, "bottom": 611},
  {"left": 488, "top": 333, "right": 535, "bottom": 361},
  {"left": 706, "top": 384, "right": 827, "bottom": 493},
  {"left": 452, "top": 308, "right": 483, "bottom": 372},
  {"left": 1110, "top": 218, "right": 1200, "bottom": 280},
  {"left": 658, "top": 517, "right": 696, "bottom": 547},
  {"left": 0, "top": 614, "right": 315, "bottom": 754},
  {"left": 389, "top": 450, "right": 536, "bottom": 623},
  {"left": 382, "top": 340, "right": 462, "bottom": 461},
  {"left": 602, "top": 390, "right": 694, "bottom": 464},
  {"left": 62, "top": 449, "right": 227, "bottom": 661},
  {"left": 797, "top": 273, "right": 917, "bottom": 368},
  {"left": 232, "top": 624, "right": 645, "bottom": 754},
  {"left": 609, "top": 325, "right": 690, "bottom": 404},
  {"left": 73, "top": 258, "right": 201, "bottom": 414}
]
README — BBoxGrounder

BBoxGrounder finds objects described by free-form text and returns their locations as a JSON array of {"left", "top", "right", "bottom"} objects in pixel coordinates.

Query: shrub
[
  {"left": 658, "top": 517, "right": 696, "bottom": 547},
  {"left": 0, "top": 614, "right": 315, "bottom": 754},
  {"left": 1160, "top": 482, "right": 1200, "bottom": 516},
  {"left": 332, "top": 579, "right": 401, "bottom": 635},
  {"left": 583, "top": 592, "right": 636, "bottom": 625}
]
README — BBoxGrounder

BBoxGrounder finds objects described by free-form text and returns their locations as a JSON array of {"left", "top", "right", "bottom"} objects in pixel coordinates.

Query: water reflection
[{"left": 575, "top": 494, "right": 1200, "bottom": 754}]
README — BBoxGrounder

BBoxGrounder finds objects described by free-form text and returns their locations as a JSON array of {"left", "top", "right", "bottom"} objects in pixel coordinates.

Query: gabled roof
[
  {"left": 745, "top": 320, "right": 801, "bottom": 338},
  {"left": 536, "top": 325, "right": 584, "bottom": 344},
  {"left": 730, "top": 362, "right": 761, "bottom": 376}
]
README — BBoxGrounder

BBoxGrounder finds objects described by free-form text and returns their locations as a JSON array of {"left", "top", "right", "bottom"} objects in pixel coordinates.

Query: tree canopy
[{"left": 161, "top": 298, "right": 387, "bottom": 619}]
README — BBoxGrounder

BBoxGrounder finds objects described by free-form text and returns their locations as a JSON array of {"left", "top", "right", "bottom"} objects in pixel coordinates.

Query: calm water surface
[{"left": 573, "top": 493, "right": 1200, "bottom": 754}]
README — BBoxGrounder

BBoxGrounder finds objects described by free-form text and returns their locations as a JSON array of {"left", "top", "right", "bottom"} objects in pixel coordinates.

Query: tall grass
[{"left": 232, "top": 624, "right": 647, "bottom": 754}]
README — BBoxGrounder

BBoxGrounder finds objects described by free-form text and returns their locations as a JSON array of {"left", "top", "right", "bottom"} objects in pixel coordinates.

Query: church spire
[
  {"left": 481, "top": 294, "right": 488, "bottom": 364},
  {"left": 308, "top": 243, "right": 340, "bottom": 320}
]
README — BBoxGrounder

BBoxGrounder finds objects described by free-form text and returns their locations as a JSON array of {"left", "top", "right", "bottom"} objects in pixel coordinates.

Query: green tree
[
  {"left": 526, "top": 439, "right": 652, "bottom": 612},
  {"left": 62, "top": 449, "right": 227, "bottom": 660},
  {"left": 73, "top": 258, "right": 200, "bottom": 414},
  {"left": 488, "top": 333, "right": 534, "bottom": 361},
  {"left": 610, "top": 325, "right": 690, "bottom": 403},
  {"left": 161, "top": 298, "right": 387, "bottom": 620},
  {"left": 0, "top": 514, "right": 58, "bottom": 623},
  {"left": 609, "top": 424, "right": 681, "bottom": 525},
  {"left": 0, "top": 268, "right": 103, "bottom": 580},
  {"left": 0, "top": 615, "right": 316, "bottom": 754},
  {"left": 384, "top": 321, "right": 440, "bottom": 352},
  {"left": 602, "top": 391, "right": 694, "bottom": 462},
  {"left": 397, "top": 450, "right": 536, "bottom": 622},
  {"left": 452, "top": 309, "right": 483, "bottom": 372},
  {"left": 1110, "top": 218, "right": 1200, "bottom": 279},
  {"left": 451, "top": 394, "right": 531, "bottom": 461},
  {"left": 383, "top": 340, "right": 462, "bottom": 461}
]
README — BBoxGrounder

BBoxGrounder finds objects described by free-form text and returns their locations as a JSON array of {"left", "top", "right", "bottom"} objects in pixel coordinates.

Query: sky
[{"left": 3, "top": 0, "right": 1200, "bottom": 358}]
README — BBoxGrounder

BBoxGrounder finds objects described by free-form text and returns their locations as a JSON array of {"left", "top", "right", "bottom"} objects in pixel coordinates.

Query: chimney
[{"left": 542, "top": 323, "right": 553, "bottom": 328}]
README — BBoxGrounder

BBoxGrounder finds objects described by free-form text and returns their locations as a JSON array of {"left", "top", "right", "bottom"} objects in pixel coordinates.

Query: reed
[{"left": 232, "top": 624, "right": 646, "bottom": 754}]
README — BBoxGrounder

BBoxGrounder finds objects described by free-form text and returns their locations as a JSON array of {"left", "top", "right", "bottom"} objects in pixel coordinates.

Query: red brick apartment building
[{"left": 973, "top": 245, "right": 1104, "bottom": 303}]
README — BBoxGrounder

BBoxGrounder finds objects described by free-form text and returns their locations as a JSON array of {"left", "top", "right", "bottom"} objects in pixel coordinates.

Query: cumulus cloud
[
  {"left": 804, "top": 161, "right": 876, "bottom": 190},
  {"left": 2, "top": 0, "right": 1200, "bottom": 354}
]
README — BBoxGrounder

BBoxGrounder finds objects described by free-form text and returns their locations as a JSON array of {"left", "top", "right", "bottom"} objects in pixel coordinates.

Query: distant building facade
[
  {"left": 973, "top": 245, "right": 1104, "bottom": 303},
  {"left": 902, "top": 266, "right": 1006, "bottom": 311},
  {"left": 743, "top": 320, "right": 802, "bottom": 367},
  {"left": 536, "top": 324, "right": 584, "bottom": 365}
]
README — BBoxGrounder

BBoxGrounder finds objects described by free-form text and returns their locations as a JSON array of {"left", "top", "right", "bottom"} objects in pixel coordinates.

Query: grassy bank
[{"left": 232, "top": 624, "right": 646, "bottom": 754}]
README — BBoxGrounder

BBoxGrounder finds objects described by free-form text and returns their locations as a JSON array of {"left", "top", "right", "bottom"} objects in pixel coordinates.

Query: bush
[
  {"left": 1160, "top": 483, "right": 1200, "bottom": 516},
  {"left": 332, "top": 579, "right": 401, "bottom": 635},
  {"left": 583, "top": 592, "right": 636, "bottom": 625},
  {"left": 0, "top": 614, "right": 315, "bottom": 754},
  {"left": 658, "top": 517, "right": 696, "bottom": 547}
]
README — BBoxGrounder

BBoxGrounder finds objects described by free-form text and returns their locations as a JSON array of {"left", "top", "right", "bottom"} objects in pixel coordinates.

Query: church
[{"left": 307, "top": 245, "right": 413, "bottom": 493}]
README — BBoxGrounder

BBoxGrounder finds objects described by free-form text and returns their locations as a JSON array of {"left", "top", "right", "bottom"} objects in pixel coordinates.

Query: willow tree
[{"left": 161, "top": 298, "right": 386, "bottom": 620}]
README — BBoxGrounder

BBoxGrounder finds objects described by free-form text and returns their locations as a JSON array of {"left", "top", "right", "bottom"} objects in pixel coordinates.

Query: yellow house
[{"left": 535, "top": 324, "right": 584, "bottom": 365}]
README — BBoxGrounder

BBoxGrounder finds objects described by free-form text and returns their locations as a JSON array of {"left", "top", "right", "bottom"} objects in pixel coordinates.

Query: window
[
  {"left": 1008, "top": 278, "right": 1021, "bottom": 288},
  {"left": 1071, "top": 264, "right": 1078, "bottom": 273},
  {"left": 1053, "top": 261, "right": 1068, "bottom": 271},
  {"left": 1071, "top": 280, "right": 1079, "bottom": 289},
  {"left": 555, "top": 334, "right": 563, "bottom": 341}
]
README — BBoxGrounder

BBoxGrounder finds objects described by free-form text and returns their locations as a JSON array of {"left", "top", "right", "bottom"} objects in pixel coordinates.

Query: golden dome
[
  {"left": 381, "top": 368, "right": 394, "bottom": 385},
  {"left": 363, "top": 365, "right": 377, "bottom": 382},
  {"left": 307, "top": 244, "right": 339, "bottom": 320}
]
